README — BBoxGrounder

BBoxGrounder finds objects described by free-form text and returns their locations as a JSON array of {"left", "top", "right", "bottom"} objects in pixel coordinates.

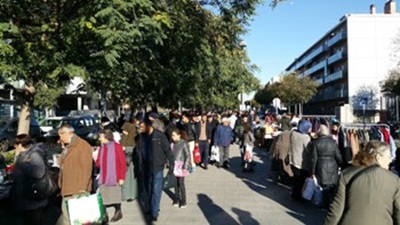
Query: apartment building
[{"left": 285, "top": 1, "right": 400, "bottom": 122}]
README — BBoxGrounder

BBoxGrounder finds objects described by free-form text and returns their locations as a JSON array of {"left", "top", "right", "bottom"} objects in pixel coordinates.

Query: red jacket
[{"left": 96, "top": 141, "right": 127, "bottom": 183}]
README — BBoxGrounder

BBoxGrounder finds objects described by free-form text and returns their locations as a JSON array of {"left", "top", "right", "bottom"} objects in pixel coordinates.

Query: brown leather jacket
[{"left": 59, "top": 136, "right": 93, "bottom": 197}]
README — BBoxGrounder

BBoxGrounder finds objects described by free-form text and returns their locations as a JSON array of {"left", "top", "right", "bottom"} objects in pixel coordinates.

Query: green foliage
[
  {"left": 270, "top": 73, "right": 318, "bottom": 105},
  {"left": 254, "top": 84, "right": 276, "bottom": 105},
  {"left": 0, "top": 0, "right": 282, "bottom": 113},
  {"left": 381, "top": 69, "right": 400, "bottom": 96}
]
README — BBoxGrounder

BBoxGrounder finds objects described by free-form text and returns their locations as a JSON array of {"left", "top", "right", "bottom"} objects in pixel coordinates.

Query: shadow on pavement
[
  {"left": 232, "top": 207, "right": 260, "bottom": 225},
  {"left": 197, "top": 194, "right": 240, "bottom": 225},
  {"left": 226, "top": 147, "right": 325, "bottom": 225}
]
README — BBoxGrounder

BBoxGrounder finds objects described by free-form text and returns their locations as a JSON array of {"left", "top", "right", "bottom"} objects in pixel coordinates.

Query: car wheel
[{"left": 0, "top": 139, "right": 9, "bottom": 152}]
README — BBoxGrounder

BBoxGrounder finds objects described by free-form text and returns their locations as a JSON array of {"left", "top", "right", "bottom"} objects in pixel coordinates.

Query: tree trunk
[
  {"left": 17, "top": 85, "right": 35, "bottom": 135},
  {"left": 17, "top": 103, "right": 31, "bottom": 135}
]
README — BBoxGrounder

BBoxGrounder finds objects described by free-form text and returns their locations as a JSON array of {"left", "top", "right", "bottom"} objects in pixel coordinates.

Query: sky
[{"left": 245, "top": 0, "right": 400, "bottom": 84}]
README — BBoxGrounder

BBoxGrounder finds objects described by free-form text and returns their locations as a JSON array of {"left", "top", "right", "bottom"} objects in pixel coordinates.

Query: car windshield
[{"left": 40, "top": 119, "right": 62, "bottom": 128}]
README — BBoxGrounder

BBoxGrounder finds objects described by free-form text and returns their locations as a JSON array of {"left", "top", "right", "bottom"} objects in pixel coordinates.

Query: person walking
[
  {"left": 196, "top": 113, "right": 212, "bottom": 170},
  {"left": 141, "top": 120, "right": 175, "bottom": 222},
  {"left": 242, "top": 124, "right": 255, "bottom": 172},
  {"left": 10, "top": 134, "right": 48, "bottom": 225},
  {"left": 96, "top": 130, "right": 127, "bottom": 222},
  {"left": 289, "top": 120, "right": 312, "bottom": 202},
  {"left": 179, "top": 112, "right": 197, "bottom": 170},
  {"left": 323, "top": 141, "right": 400, "bottom": 225},
  {"left": 120, "top": 117, "right": 139, "bottom": 202},
  {"left": 214, "top": 117, "right": 233, "bottom": 169},
  {"left": 311, "top": 125, "right": 343, "bottom": 208},
  {"left": 57, "top": 124, "right": 93, "bottom": 225},
  {"left": 149, "top": 112, "right": 166, "bottom": 133},
  {"left": 171, "top": 128, "right": 191, "bottom": 208}
]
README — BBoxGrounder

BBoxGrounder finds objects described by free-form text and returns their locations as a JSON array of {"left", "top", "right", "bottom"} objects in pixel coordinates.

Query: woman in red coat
[{"left": 96, "top": 129, "right": 127, "bottom": 222}]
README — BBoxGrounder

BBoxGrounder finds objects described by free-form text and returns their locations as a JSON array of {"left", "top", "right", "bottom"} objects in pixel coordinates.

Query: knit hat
[{"left": 298, "top": 120, "right": 312, "bottom": 134}]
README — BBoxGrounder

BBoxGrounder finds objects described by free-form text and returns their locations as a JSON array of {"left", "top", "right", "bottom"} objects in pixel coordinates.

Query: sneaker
[
  {"left": 180, "top": 204, "right": 187, "bottom": 209},
  {"left": 173, "top": 202, "right": 179, "bottom": 207}
]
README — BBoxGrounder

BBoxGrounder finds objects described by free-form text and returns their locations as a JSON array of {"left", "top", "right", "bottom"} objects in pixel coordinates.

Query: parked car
[
  {"left": 40, "top": 117, "right": 65, "bottom": 137},
  {"left": 0, "top": 117, "right": 42, "bottom": 152},
  {"left": 45, "top": 115, "right": 100, "bottom": 144}
]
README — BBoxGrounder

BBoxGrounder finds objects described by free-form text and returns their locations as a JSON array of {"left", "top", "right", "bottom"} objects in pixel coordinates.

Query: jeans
[
  {"left": 219, "top": 145, "right": 230, "bottom": 164},
  {"left": 199, "top": 141, "right": 210, "bottom": 166},
  {"left": 174, "top": 177, "right": 186, "bottom": 205},
  {"left": 147, "top": 170, "right": 164, "bottom": 218}
]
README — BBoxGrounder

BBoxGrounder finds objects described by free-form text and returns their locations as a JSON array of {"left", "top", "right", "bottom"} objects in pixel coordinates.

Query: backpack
[{"left": 25, "top": 144, "right": 59, "bottom": 200}]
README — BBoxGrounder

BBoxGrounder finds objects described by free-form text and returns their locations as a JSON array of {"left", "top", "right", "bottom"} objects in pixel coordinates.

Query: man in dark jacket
[
  {"left": 214, "top": 117, "right": 233, "bottom": 168},
  {"left": 196, "top": 113, "right": 212, "bottom": 169},
  {"left": 141, "top": 120, "right": 174, "bottom": 222}
]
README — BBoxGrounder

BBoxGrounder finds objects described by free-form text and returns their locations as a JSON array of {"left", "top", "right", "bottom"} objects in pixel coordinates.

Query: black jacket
[
  {"left": 11, "top": 144, "right": 48, "bottom": 211},
  {"left": 311, "top": 135, "right": 343, "bottom": 186},
  {"left": 140, "top": 129, "right": 174, "bottom": 173},
  {"left": 178, "top": 122, "right": 197, "bottom": 142},
  {"left": 195, "top": 121, "right": 212, "bottom": 141}
]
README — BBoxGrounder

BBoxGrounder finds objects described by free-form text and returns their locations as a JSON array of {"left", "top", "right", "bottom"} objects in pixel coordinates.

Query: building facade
[{"left": 285, "top": 1, "right": 400, "bottom": 122}]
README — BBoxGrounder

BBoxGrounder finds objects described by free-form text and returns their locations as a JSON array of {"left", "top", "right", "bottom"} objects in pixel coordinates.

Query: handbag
[
  {"left": 163, "top": 174, "right": 176, "bottom": 189},
  {"left": 173, "top": 161, "right": 189, "bottom": 177},
  {"left": 25, "top": 150, "right": 58, "bottom": 200},
  {"left": 66, "top": 192, "right": 105, "bottom": 225},
  {"left": 26, "top": 169, "right": 58, "bottom": 200}
]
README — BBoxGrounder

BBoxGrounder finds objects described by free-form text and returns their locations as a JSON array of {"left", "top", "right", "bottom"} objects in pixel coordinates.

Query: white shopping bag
[
  {"left": 67, "top": 192, "right": 105, "bottom": 225},
  {"left": 302, "top": 177, "right": 317, "bottom": 201},
  {"left": 210, "top": 146, "right": 220, "bottom": 162}
]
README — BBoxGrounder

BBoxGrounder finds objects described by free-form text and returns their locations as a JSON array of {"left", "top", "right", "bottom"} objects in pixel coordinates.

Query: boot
[{"left": 110, "top": 210, "right": 123, "bottom": 222}]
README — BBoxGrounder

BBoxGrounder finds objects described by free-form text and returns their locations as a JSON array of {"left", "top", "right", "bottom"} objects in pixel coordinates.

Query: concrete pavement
[{"left": 112, "top": 145, "right": 325, "bottom": 225}]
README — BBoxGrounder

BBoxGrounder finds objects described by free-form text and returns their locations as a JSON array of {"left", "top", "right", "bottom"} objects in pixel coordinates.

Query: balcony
[
  {"left": 304, "top": 60, "right": 326, "bottom": 76},
  {"left": 294, "top": 44, "right": 326, "bottom": 69},
  {"left": 325, "top": 70, "right": 344, "bottom": 83},
  {"left": 327, "top": 51, "right": 345, "bottom": 65},
  {"left": 311, "top": 88, "right": 348, "bottom": 102},
  {"left": 327, "top": 31, "right": 346, "bottom": 47}
]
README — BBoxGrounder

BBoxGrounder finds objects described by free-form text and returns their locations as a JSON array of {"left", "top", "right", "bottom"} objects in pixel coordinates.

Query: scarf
[{"left": 99, "top": 141, "right": 117, "bottom": 186}]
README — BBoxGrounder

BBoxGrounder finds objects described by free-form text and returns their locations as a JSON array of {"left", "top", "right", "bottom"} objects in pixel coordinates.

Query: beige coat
[{"left": 59, "top": 136, "right": 93, "bottom": 197}]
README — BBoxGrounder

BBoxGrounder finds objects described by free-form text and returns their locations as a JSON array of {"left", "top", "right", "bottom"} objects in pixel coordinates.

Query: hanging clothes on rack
[{"left": 338, "top": 123, "right": 393, "bottom": 168}]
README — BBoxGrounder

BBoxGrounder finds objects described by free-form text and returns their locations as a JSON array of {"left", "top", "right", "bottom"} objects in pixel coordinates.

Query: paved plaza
[{"left": 113, "top": 146, "right": 325, "bottom": 225}]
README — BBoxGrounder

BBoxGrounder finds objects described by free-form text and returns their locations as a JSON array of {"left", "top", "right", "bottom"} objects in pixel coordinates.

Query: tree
[
  {"left": 0, "top": 0, "right": 89, "bottom": 134},
  {"left": 269, "top": 73, "right": 318, "bottom": 106},
  {"left": 254, "top": 84, "right": 276, "bottom": 105},
  {"left": 381, "top": 69, "right": 400, "bottom": 96}
]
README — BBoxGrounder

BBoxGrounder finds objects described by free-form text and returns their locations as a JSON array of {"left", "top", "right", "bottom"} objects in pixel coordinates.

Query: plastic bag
[
  {"left": 302, "top": 177, "right": 317, "bottom": 201},
  {"left": 210, "top": 146, "right": 220, "bottom": 162}
]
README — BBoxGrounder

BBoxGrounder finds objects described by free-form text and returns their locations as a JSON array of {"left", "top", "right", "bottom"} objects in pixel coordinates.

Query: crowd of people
[
  {"left": 269, "top": 114, "right": 400, "bottom": 225},
  {"left": 5, "top": 108, "right": 400, "bottom": 225},
  {"left": 5, "top": 109, "right": 259, "bottom": 225}
]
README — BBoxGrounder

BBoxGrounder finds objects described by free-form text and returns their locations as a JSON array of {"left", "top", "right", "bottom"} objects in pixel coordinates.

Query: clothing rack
[
  {"left": 340, "top": 123, "right": 390, "bottom": 131},
  {"left": 300, "top": 115, "right": 336, "bottom": 118}
]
